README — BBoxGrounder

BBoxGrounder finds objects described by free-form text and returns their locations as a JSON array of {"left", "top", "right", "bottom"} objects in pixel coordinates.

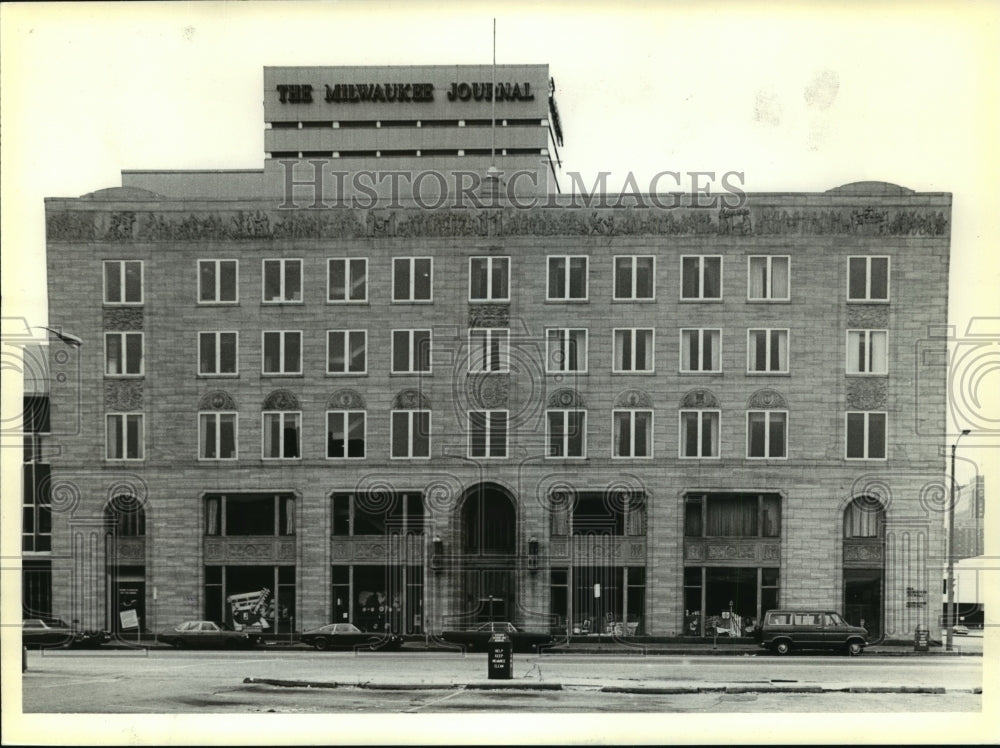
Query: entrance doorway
[{"left": 456, "top": 483, "right": 517, "bottom": 624}]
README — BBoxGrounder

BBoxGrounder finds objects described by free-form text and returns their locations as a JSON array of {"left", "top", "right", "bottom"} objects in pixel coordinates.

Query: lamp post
[{"left": 945, "top": 429, "right": 971, "bottom": 652}]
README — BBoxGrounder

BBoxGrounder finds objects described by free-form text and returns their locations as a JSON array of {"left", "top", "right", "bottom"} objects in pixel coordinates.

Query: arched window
[
  {"left": 105, "top": 495, "right": 145, "bottom": 537},
  {"left": 844, "top": 495, "right": 885, "bottom": 538}
]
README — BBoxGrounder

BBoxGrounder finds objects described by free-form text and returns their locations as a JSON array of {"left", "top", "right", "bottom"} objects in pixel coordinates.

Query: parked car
[
  {"left": 754, "top": 610, "right": 868, "bottom": 656},
  {"left": 951, "top": 624, "right": 970, "bottom": 636},
  {"left": 440, "top": 621, "right": 554, "bottom": 652},
  {"left": 156, "top": 620, "right": 261, "bottom": 649},
  {"left": 299, "top": 622, "right": 403, "bottom": 651},
  {"left": 22, "top": 618, "right": 109, "bottom": 649}
]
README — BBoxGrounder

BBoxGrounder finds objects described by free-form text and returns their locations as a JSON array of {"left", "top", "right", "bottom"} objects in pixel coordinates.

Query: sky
[{"left": 1, "top": 1, "right": 998, "bottom": 742}]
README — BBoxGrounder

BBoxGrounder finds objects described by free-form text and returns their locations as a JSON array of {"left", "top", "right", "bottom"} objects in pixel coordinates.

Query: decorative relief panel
[
  {"left": 468, "top": 304, "right": 510, "bottom": 328},
  {"left": 467, "top": 375, "right": 510, "bottom": 410},
  {"left": 204, "top": 539, "right": 225, "bottom": 561},
  {"left": 328, "top": 389, "right": 366, "bottom": 410},
  {"left": 550, "top": 537, "right": 569, "bottom": 559},
  {"left": 846, "top": 378, "right": 888, "bottom": 410},
  {"left": 263, "top": 389, "right": 300, "bottom": 410},
  {"left": 680, "top": 389, "right": 719, "bottom": 409},
  {"left": 843, "top": 540, "right": 884, "bottom": 566},
  {"left": 202, "top": 537, "right": 299, "bottom": 563},
  {"left": 109, "top": 538, "right": 145, "bottom": 562},
  {"left": 278, "top": 541, "right": 296, "bottom": 561},
  {"left": 47, "top": 204, "right": 949, "bottom": 243},
  {"left": 547, "top": 388, "right": 585, "bottom": 409},
  {"left": 199, "top": 391, "right": 237, "bottom": 411},
  {"left": 747, "top": 389, "right": 787, "bottom": 410},
  {"left": 684, "top": 539, "right": 780, "bottom": 564},
  {"left": 103, "top": 308, "right": 144, "bottom": 331},
  {"left": 105, "top": 381, "right": 143, "bottom": 411},
  {"left": 847, "top": 305, "right": 890, "bottom": 328},
  {"left": 392, "top": 389, "right": 430, "bottom": 410},
  {"left": 614, "top": 389, "right": 652, "bottom": 409},
  {"left": 568, "top": 537, "right": 647, "bottom": 564},
  {"left": 227, "top": 542, "right": 274, "bottom": 560}
]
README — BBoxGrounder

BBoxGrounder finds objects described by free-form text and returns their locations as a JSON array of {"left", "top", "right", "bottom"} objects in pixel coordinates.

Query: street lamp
[
  {"left": 39, "top": 326, "right": 83, "bottom": 348},
  {"left": 945, "top": 428, "right": 971, "bottom": 652}
]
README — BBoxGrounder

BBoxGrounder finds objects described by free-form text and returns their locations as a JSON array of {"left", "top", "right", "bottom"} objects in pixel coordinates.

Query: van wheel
[
  {"left": 846, "top": 641, "right": 864, "bottom": 656},
  {"left": 774, "top": 640, "right": 792, "bottom": 655}
]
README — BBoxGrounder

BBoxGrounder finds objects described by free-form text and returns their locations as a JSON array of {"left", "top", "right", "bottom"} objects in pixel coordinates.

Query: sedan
[
  {"left": 952, "top": 624, "right": 970, "bottom": 636},
  {"left": 22, "top": 618, "right": 109, "bottom": 649},
  {"left": 156, "top": 620, "right": 261, "bottom": 649},
  {"left": 299, "top": 623, "right": 403, "bottom": 651},
  {"left": 440, "top": 621, "right": 555, "bottom": 652}
]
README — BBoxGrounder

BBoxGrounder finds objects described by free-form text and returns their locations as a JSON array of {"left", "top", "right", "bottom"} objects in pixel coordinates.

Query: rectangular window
[
  {"left": 391, "top": 330, "right": 432, "bottom": 373},
  {"left": 613, "top": 329, "right": 654, "bottom": 372},
  {"left": 327, "top": 330, "right": 367, "bottom": 374},
  {"left": 614, "top": 256, "right": 655, "bottom": 300},
  {"left": 391, "top": 410, "right": 431, "bottom": 458},
  {"left": 469, "top": 256, "right": 510, "bottom": 301},
  {"left": 846, "top": 330, "right": 888, "bottom": 375},
  {"left": 547, "top": 410, "right": 586, "bottom": 458},
  {"left": 393, "top": 257, "right": 433, "bottom": 301},
  {"left": 684, "top": 494, "right": 781, "bottom": 537},
  {"left": 679, "top": 411, "right": 720, "bottom": 458},
  {"left": 262, "top": 411, "right": 301, "bottom": 459},
  {"left": 262, "top": 259, "right": 303, "bottom": 302},
  {"left": 327, "top": 258, "right": 367, "bottom": 302},
  {"left": 262, "top": 331, "right": 302, "bottom": 375},
  {"left": 199, "top": 412, "right": 237, "bottom": 460},
  {"left": 747, "top": 411, "right": 787, "bottom": 458},
  {"left": 198, "top": 260, "right": 238, "bottom": 303},
  {"left": 105, "top": 332, "right": 144, "bottom": 376},
  {"left": 848, "top": 256, "right": 890, "bottom": 301},
  {"left": 546, "top": 329, "right": 587, "bottom": 373},
  {"left": 680, "top": 329, "right": 721, "bottom": 373},
  {"left": 547, "top": 256, "right": 588, "bottom": 300},
  {"left": 612, "top": 410, "right": 653, "bottom": 458},
  {"left": 106, "top": 414, "right": 144, "bottom": 460},
  {"left": 326, "top": 411, "right": 366, "bottom": 459},
  {"left": 468, "top": 410, "right": 508, "bottom": 458},
  {"left": 198, "top": 332, "right": 238, "bottom": 375},
  {"left": 681, "top": 256, "right": 722, "bottom": 300},
  {"left": 747, "top": 256, "right": 789, "bottom": 301},
  {"left": 468, "top": 329, "right": 509, "bottom": 372},
  {"left": 104, "top": 260, "right": 143, "bottom": 304},
  {"left": 205, "top": 493, "right": 295, "bottom": 536},
  {"left": 747, "top": 329, "right": 789, "bottom": 373},
  {"left": 846, "top": 412, "right": 887, "bottom": 459}
]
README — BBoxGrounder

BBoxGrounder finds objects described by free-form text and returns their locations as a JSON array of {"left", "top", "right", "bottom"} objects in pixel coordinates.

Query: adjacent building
[{"left": 33, "top": 64, "right": 952, "bottom": 642}]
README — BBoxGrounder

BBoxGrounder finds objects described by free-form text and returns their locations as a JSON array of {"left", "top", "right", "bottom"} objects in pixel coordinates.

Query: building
[
  {"left": 953, "top": 475, "right": 985, "bottom": 559},
  {"left": 35, "top": 64, "right": 952, "bottom": 642}
]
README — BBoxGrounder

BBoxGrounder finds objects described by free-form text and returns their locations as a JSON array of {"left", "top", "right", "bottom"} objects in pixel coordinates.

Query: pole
[{"left": 945, "top": 429, "right": 970, "bottom": 652}]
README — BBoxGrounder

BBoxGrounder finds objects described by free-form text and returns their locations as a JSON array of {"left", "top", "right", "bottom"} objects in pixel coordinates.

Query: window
[
  {"left": 848, "top": 256, "right": 889, "bottom": 301},
  {"left": 547, "top": 410, "right": 586, "bottom": 458},
  {"left": 747, "top": 411, "right": 787, "bottom": 458},
  {"left": 613, "top": 329, "right": 654, "bottom": 372},
  {"left": 331, "top": 492, "right": 424, "bottom": 536},
  {"left": 106, "top": 414, "right": 144, "bottom": 460},
  {"left": 328, "top": 258, "right": 367, "bottom": 302},
  {"left": 846, "top": 330, "right": 888, "bottom": 375},
  {"left": 198, "top": 260, "right": 238, "bottom": 303},
  {"left": 846, "top": 412, "right": 887, "bottom": 459},
  {"left": 326, "top": 411, "right": 365, "bottom": 459},
  {"left": 747, "top": 329, "right": 789, "bottom": 373},
  {"left": 391, "top": 410, "right": 431, "bottom": 458},
  {"left": 104, "top": 261, "right": 143, "bottom": 304},
  {"left": 263, "top": 259, "right": 303, "bottom": 302},
  {"left": 680, "top": 329, "right": 721, "bottom": 373},
  {"left": 327, "top": 330, "right": 367, "bottom": 374},
  {"left": 105, "top": 333, "right": 143, "bottom": 376},
  {"left": 392, "top": 330, "right": 432, "bottom": 373},
  {"left": 685, "top": 493, "right": 781, "bottom": 538},
  {"left": 198, "top": 332, "right": 238, "bottom": 375},
  {"left": 468, "top": 410, "right": 508, "bottom": 458},
  {"left": 469, "top": 257, "right": 510, "bottom": 301},
  {"left": 546, "top": 329, "right": 587, "bottom": 372},
  {"left": 614, "top": 256, "right": 655, "bottom": 300},
  {"left": 205, "top": 493, "right": 295, "bottom": 536},
  {"left": 393, "top": 257, "right": 433, "bottom": 301},
  {"left": 613, "top": 410, "right": 652, "bottom": 458},
  {"left": 681, "top": 256, "right": 722, "bottom": 300},
  {"left": 262, "top": 411, "right": 301, "bottom": 459},
  {"left": 748, "top": 256, "right": 789, "bottom": 301},
  {"left": 469, "top": 329, "right": 508, "bottom": 372},
  {"left": 105, "top": 495, "right": 146, "bottom": 536},
  {"left": 262, "top": 331, "right": 302, "bottom": 375},
  {"left": 679, "top": 410, "right": 720, "bottom": 458},
  {"left": 199, "top": 413, "right": 237, "bottom": 460},
  {"left": 547, "top": 256, "right": 588, "bottom": 300}
]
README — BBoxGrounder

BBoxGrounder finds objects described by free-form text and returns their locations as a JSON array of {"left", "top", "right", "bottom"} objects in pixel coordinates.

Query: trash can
[
  {"left": 914, "top": 625, "right": 929, "bottom": 652},
  {"left": 487, "top": 632, "right": 512, "bottom": 680}
]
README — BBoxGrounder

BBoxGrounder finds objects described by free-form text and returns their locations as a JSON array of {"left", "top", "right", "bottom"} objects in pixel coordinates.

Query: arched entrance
[
  {"left": 843, "top": 495, "right": 885, "bottom": 640},
  {"left": 104, "top": 494, "right": 147, "bottom": 634},
  {"left": 458, "top": 482, "right": 517, "bottom": 625}
]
